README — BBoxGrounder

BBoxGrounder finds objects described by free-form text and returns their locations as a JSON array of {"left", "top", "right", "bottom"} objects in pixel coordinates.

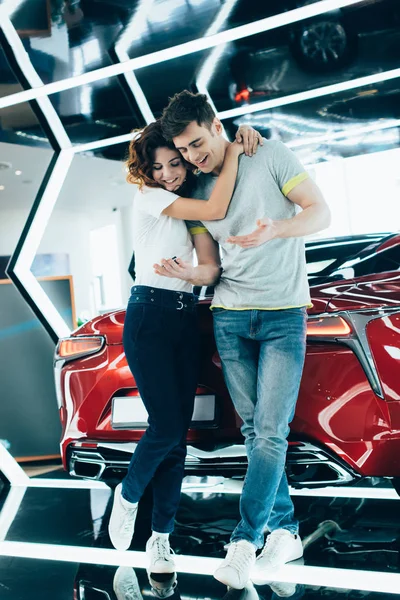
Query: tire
[{"left": 291, "top": 19, "right": 358, "bottom": 72}]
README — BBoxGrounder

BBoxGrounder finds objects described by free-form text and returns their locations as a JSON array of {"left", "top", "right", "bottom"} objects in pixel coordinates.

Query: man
[{"left": 155, "top": 91, "right": 330, "bottom": 590}]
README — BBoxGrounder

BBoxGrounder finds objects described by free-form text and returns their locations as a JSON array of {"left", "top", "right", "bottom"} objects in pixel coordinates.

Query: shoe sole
[
  {"left": 213, "top": 569, "right": 244, "bottom": 590},
  {"left": 147, "top": 563, "right": 176, "bottom": 575},
  {"left": 251, "top": 549, "right": 304, "bottom": 585}
]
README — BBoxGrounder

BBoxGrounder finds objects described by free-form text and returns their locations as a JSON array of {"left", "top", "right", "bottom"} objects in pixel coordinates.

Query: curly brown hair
[{"left": 126, "top": 120, "right": 187, "bottom": 190}]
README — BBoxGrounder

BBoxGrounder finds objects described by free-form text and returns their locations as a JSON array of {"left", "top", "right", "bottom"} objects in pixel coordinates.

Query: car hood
[{"left": 314, "top": 271, "right": 400, "bottom": 312}]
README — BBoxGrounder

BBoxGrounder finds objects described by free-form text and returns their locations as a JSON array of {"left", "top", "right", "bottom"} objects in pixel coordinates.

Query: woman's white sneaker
[
  {"left": 146, "top": 535, "right": 176, "bottom": 574},
  {"left": 108, "top": 483, "right": 138, "bottom": 551},
  {"left": 214, "top": 540, "right": 256, "bottom": 590},
  {"left": 252, "top": 529, "right": 303, "bottom": 580}
]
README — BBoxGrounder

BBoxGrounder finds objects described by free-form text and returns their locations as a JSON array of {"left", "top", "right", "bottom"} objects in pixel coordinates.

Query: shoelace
[
  {"left": 226, "top": 542, "right": 254, "bottom": 572},
  {"left": 119, "top": 499, "right": 137, "bottom": 534},
  {"left": 151, "top": 537, "right": 175, "bottom": 563},
  {"left": 259, "top": 531, "right": 289, "bottom": 561}
]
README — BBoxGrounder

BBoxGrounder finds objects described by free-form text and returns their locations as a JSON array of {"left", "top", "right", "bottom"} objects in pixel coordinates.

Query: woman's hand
[
  {"left": 236, "top": 125, "right": 263, "bottom": 156},
  {"left": 153, "top": 257, "right": 195, "bottom": 281}
]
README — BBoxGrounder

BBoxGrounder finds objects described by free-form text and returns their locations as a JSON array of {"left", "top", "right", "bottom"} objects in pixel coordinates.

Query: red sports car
[{"left": 54, "top": 233, "right": 400, "bottom": 492}]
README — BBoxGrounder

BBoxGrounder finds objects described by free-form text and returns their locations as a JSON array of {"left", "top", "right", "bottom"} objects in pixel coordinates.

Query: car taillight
[
  {"left": 235, "top": 88, "right": 250, "bottom": 102},
  {"left": 307, "top": 316, "right": 352, "bottom": 337},
  {"left": 55, "top": 336, "right": 105, "bottom": 361}
]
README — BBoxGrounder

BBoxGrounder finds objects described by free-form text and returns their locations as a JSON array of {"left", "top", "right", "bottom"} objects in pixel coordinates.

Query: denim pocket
[
  {"left": 211, "top": 307, "right": 227, "bottom": 314},
  {"left": 284, "top": 307, "right": 307, "bottom": 316}
]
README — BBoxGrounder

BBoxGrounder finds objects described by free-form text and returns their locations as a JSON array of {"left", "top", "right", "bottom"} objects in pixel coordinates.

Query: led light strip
[
  {"left": 73, "top": 132, "right": 134, "bottom": 153},
  {"left": 182, "top": 480, "right": 400, "bottom": 500},
  {"left": 194, "top": 0, "right": 242, "bottom": 140},
  {"left": 12, "top": 150, "right": 75, "bottom": 339},
  {"left": 0, "top": 0, "right": 367, "bottom": 109},
  {"left": 1, "top": 540, "right": 400, "bottom": 593},
  {"left": 27, "top": 478, "right": 108, "bottom": 489},
  {"left": 286, "top": 120, "right": 400, "bottom": 149},
  {"left": 0, "top": 444, "right": 29, "bottom": 485},
  {"left": 218, "top": 68, "right": 400, "bottom": 120},
  {"left": 196, "top": 0, "right": 240, "bottom": 127},
  {"left": 17, "top": 474, "right": 400, "bottom": 501},
  {"left": 0, "top": 486, "right": 27, "bottom": 541},
  {"left": 113, "top": 0, "right": 156, "bottom": 124},
  {"left": 1, "top": 17, "right": 71, "bottom": 148}
]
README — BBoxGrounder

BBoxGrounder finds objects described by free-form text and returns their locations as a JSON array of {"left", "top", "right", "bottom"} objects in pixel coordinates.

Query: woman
[{"left": 108, "top": 120, "right": 260, "bottom": 573}]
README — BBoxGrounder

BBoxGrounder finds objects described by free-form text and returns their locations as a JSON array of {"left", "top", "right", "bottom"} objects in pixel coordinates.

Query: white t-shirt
[{"left": 132, "top": 185, "right": 194, "bottom": 293}]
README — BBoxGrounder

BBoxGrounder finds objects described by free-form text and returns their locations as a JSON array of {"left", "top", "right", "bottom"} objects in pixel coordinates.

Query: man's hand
[
  {"left": 227, "top": 217, "right": 278, "bottom": 248},
  {"left": 236, "top": 125, "right": 263, "bottom": 157},
  {"left": 153, "top": 257, "right": 195, "bottom": 281}
]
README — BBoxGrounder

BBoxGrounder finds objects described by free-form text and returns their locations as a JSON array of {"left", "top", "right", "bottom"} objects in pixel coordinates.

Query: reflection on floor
[{"left": 1, "top": 471, "right": 400, "bottom": 599}]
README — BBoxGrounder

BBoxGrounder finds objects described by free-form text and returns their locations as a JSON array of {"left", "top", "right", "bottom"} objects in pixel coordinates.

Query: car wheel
[{"left": 292, "top": 19, "right": 357, "bottom": 72}]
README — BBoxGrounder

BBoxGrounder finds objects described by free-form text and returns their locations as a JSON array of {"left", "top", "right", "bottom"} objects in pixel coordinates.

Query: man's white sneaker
[
  {"left": 113, "top": 566, "right": 142, "bottom": 600},
  {"left": 252, "top": 529, "right": 303, "bottom": 579},
  {"left": 214, "top": 540, "right": 256, "bottom": 590},
  {"left": 108, "top": 483, "right": 138, "bottom": 551},
  {"left": 146, "top": 535, "right": 176, "bottom": 574}
]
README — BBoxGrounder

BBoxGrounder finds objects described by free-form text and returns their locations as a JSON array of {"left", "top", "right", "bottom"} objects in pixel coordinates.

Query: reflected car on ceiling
[
  {"left": 227, "top": 0, "right": 400, "bottom": 105},
  {"left": 54, "top": 233, "right": 400, "bottom": 494}
]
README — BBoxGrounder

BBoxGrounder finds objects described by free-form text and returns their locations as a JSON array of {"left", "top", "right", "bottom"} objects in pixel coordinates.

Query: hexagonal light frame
[{"left": 1, "top": 0, "right": 399, "bottom": 343}]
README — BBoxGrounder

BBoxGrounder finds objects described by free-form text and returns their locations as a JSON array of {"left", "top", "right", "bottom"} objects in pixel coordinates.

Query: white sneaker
[
  {"left": 146, "top": 535, "right": 176, "bottom": 574},
  {"left": 148, "top": 572, "right": 177, "bottom": 598},
  {"left": 214, "top": 540, "right": 256, "bottom": 589},
  {"left": 113, "top": 566, "right": 143, "bottom": 600},
  {"left": 252, "top": 529, "right": 303, "bottom": 579},
  {"left": 268, "top": 581, "right": 298, "bottom": 598},
  {"left": 223, "top": 582, "right": 260, "bottom": 599},
  {"left": 108, "top": 483, "right": 138, "bottom": 551}
]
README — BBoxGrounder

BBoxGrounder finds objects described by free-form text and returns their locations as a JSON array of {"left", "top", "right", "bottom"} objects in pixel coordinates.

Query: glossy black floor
[{"left": 1, "top": 470, "right": 400, "bottom": 599}]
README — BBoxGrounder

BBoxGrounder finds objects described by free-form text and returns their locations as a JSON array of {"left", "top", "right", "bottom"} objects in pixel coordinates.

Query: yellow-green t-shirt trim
[
  {"left": 210, "top": 303, "right": 313, "bottom": 311},
  {"left": 281, "top": 172, "right": 309, "bottom": 196},
  {"left": 189, "top": 226, "right": 208, "bottom": 235}
]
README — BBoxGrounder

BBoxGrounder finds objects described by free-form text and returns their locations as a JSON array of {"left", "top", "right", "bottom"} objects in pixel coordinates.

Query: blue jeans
[
  {"left": 213, "top": 307, "right": 307, "bottom": 548},
  {"left": 122, "top": 286, "right": 199, "bottom": 533}
]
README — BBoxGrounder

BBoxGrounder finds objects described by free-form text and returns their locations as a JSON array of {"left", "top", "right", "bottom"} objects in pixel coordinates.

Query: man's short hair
[{"left": 161, "top": 90, "right": 216, "bottom": 140}]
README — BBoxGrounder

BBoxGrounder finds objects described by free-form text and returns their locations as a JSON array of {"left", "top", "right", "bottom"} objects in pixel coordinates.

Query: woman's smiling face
[{"left": 152, "top": 147, "right": 187, "bottom": 192}]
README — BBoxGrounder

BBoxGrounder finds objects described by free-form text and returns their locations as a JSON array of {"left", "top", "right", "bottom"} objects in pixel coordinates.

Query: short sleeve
[
  {"left": 136, "top": 186, "right": 179, "bottom": 219},
  {"left": 185, "top": 220, "right": 209, "bottom": 236},
  {"left": 270, "top": 141, "right": 309, "bottom": 197}
]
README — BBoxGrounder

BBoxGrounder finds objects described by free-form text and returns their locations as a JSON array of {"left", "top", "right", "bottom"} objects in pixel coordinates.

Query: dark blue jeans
[
  {"left": 213, "top": 307, "right": 307, "bottom": 547},
  {"left": 122, "top": 285, "right": 199, "bottom": 534}
]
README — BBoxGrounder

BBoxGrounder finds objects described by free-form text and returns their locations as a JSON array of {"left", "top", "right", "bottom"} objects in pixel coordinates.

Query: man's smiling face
[{"left": 173, "top": 119, "right": 226, "bottom": 174}]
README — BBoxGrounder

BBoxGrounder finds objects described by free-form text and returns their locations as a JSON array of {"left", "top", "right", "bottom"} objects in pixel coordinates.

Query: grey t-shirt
[{"left": 187, "top": 140, "right": 312, "bottom": 310}]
